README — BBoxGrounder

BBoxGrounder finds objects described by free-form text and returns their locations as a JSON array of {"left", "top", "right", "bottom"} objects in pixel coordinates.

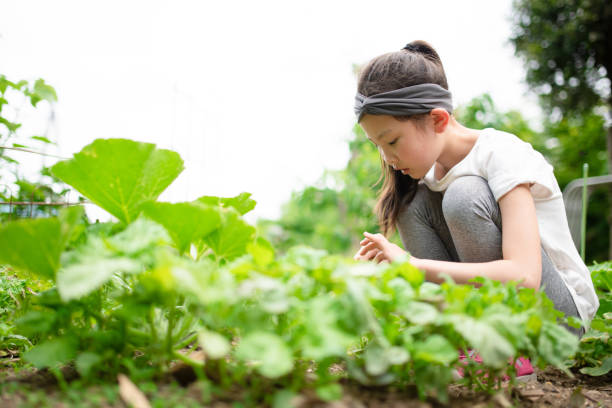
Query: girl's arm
[{"left": 355, "top": 184, "right": 543, "bottom": 289}]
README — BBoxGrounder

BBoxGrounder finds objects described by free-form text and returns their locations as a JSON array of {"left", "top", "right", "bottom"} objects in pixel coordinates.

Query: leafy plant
[
  {"left": 571, "top": 262, "right": 612, "bottom": 375},
  {"left": 0, "top": 138, "right": 583, "bottom": 404}
]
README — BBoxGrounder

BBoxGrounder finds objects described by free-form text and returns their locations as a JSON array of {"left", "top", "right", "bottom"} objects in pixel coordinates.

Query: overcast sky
[{"left": 0, "top": 0, "right": 541, "bottom": 222}]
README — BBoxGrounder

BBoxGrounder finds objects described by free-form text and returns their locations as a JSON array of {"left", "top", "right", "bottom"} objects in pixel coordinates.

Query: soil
[{"left": 1, "top": 364, "right": 611, "bottom": 407}]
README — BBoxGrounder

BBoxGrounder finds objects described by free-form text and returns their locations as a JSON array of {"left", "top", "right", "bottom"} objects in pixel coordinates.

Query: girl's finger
[
  {"left": 358, "top": 242, "right": 379, "bottom": 256},
  {"left": 363, "top": 232, "right": 384, "bottom": 243},
  {"left": 355, "top": 248, "right": 378, "bottom": 261},
  {"left": 363, "top": 249, "right": 380, "bottom": 260},
  {"left": 374, "top": 251, "right": 386, "bottom": 264}
]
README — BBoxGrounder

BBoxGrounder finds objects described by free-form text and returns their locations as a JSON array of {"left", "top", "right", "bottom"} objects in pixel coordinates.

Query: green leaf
[
  {"left": 32, "top": 79, "right": 57, "bottom": 104},
  {"left": 76, "top": 352, "right": 102, "bottom": 377},
  {"left": 23, "top": 338, "right": 77, "bottom": 368},
  {"left": 247, "top": 237, "right": 275, "bottom": 267},
  {"left": 272, "top": 389, "right": 299, "bottom": 408},
  {"left": 142, "top": 201, "right": 221, "bottom": 254},
  {"left": 198, "top": 330, "right": 231, "bottom": 359},
  {"left": 195, "top": 192, "right": 256, "bottom": 215},
  {"left": 537, "top": 321, "right": 579, "bottom": 372},
  {"left": 447, "top": 314, "right": 515, "bottom": 368},
  {"left": 235, "top": 331, "right": 293, "bottom": 378},
  {"left": 386, "top": 346, "right": 409, "bottom": 365},
  {"left": 403, "top": 301, "right": 439, "bottom": 325},
  {"left": 0, "top": 217, "right": 62, "bottom": 279},
  {"left": 298, "top": 296, "right": 357, "bottom": 360},
  {"left": 106, "top": 217, "right": 171, "bottom": 255},
  {"left": 579, "top": 356, "right": 612, "bottom": 376},
  {"left": 315, "top": 383, "right": 342, "bottom": 402},
  {"left": 413, "top": 335, "right": 457, "bottom": 366},
  {"left": 394, "top": 261, "right": 425, "bottom": 288},
  {"left": 0, "top": 117, "right": 21, "bottom": 132},
  {"left": 58, "top": 205, "right": 85, "bottom": 243},
  {"left": 57, "top": 256, "right": 142, "bottom": 301},
  {"left": 16, "top": 310, "right": 56, "bottom": 337},
  {"left": 203, "top": 209, "right": 255, "bottom": 260},
  {"left": 365, "top": 344, "right": 389, "bottom": 376},
  {"left": 51, "top": 138, "right": 184, "bottom": 224},
  {"left": 12, "top": 143, "right": 27, "bottom": 148},
  {"left": 31, "top": 135, "right": 55, "bottom": 144}
]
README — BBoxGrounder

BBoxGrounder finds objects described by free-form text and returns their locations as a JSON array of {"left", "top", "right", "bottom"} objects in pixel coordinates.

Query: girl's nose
[{"left": 384, "top": 154, "right": 398, "bottom": 168}]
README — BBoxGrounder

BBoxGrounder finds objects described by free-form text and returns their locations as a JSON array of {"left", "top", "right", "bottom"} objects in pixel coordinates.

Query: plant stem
[
  {"left": 172, "top": 349, "right": 204, "bottom": 367},
  {"left": 148, "top": 308, "right": 158, "bottom": 346},
  {"left": 174, "top": 332, "right": 198, "bottom": 350}
]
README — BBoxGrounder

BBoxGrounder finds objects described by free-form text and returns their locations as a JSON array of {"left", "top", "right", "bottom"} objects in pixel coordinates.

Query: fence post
[{"left": 581, "top": 163, "right": 589, "bottom": 261}]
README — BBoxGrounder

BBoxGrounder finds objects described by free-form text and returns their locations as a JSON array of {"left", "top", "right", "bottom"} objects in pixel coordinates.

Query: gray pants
[{"left": 397, "top": 176, "right": 583, "bottom": 336}]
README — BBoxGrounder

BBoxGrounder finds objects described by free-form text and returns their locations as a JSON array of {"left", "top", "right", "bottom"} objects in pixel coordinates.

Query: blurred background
[{"left": 1, "top": 0, "right": 610, "bottom": 262}]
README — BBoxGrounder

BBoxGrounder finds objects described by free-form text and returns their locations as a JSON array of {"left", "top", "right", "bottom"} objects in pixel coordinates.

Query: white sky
[{"left": 0, "top": 0, "right": 541, "bottom": 222}]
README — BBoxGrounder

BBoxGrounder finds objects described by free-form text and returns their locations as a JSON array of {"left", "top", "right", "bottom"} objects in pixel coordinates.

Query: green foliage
[
  {"left": 258, "top": 124, "right": 384, "bottom": 255},
  {"left": 142, "top": 201, "right": 221, "bottom": 255},
  {"left": 51, "top": 138, "right": 185, "bottom": 224},
  {"left": 510, "top": 0, "right": 611, "bottom": 113},
  {"left": 0, "top": 273, "right": 33, "bottom": 352},
  {"left": 572, "top": 262, "right": 612, "bottom": 375},
  {"left": 510, "top": 1, "right": 612, "bottom": 261},
  {"left": 0, "top": 75, "right": 63, "bottom": 220},
  {"left": 0, "top": 217, "right": 63, "bottom": 279},
  {"left": 0, "top": 137, "right": 584, "bottom": 404}
]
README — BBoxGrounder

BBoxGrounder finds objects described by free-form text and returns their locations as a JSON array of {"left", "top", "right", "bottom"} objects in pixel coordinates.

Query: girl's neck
[{"left": 436, "top": 118, "right": 480, "bottom": 173}]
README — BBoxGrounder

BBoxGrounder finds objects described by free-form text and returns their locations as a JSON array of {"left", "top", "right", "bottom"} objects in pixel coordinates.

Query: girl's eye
[{"left": 389, "top": 138, "right": 398, "bottom": 146}]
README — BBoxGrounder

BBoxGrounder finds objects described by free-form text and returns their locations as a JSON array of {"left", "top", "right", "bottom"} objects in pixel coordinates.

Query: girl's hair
[{"left": 357, "top": 40, "right": 449, "bottom": 236}]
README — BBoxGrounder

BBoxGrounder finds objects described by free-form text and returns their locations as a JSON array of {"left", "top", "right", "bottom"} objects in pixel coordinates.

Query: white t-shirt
[{"left": 422, "top": 127, "right": 599, "bottom": 323}]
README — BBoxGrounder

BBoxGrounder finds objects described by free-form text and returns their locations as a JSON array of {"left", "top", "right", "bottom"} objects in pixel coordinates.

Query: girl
[{"left": 353, "top": 40, "right": 599, "bottom": 339}]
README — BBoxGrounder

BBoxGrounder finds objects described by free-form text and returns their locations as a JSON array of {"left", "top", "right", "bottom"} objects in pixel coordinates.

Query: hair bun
[
  {"left": 402, "top": 40, "right": 442, "bottom": 64},
  {"left": 402, "top": 43, "right": 419, "bottom": 52}
]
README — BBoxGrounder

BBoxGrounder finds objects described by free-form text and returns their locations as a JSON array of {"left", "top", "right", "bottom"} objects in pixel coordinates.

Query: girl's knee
[{"left": 442, "top": 176, "right": 497, "bottom": 226}]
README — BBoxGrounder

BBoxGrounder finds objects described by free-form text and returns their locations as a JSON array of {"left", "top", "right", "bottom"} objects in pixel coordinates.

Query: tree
[{"left": 510, "top": 0, "right": 612, "bottom": 256}]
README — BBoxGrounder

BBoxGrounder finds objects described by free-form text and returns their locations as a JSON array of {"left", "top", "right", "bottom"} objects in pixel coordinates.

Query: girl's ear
[{"left": 430, "top": 108, "right": 450, "bottom": 133}]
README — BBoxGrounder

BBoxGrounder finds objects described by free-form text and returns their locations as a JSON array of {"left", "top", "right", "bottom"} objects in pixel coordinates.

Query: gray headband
[{"left": 354, "top": 83, "right": 453, "bottom": 122}]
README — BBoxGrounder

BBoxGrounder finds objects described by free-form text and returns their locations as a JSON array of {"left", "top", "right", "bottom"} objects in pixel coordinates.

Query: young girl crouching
[{"left": 353, "top": 41, "right": 599, "bottom": 340}]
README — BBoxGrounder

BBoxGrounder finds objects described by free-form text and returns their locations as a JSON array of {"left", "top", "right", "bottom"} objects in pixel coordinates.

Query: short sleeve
[{"left": 483, "top": 132, "right": 560, "bottom": 202}]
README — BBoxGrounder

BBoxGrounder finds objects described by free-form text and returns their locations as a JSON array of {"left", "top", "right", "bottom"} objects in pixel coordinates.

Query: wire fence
[{"left": 0, "top": 183, "right": 86, "bottom": 220}]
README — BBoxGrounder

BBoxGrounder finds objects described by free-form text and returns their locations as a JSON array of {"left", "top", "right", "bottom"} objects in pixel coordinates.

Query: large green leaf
[
  {"left": 142, "top": 201, "right": 221, "bottom": 254},
  {"left": 580, "top": 356, "right": 612, "bottom": 376},
  {"left": 447, "top": 314, "right": 515, "bottom": 368},
  {"left": 51, "top": 138, "right": 184, "bottom": 224},
  {"left": 57, "top": 218, "right": 168, "bottom": 301},
  {"left": 23, "top": 338, "right": 77, "bottom": 368},
  {"left": 537, "top": 321, "right": 579, "bottom": 372},
  {"left": 198, "top": 330, "right": 231, "bottom": 359},
  {"left": 195, "top": 192, "right": 256, "bottom": 215},
  {"left": 203, "top": 209, "right": 255, "bottom": 261},
  {"left": 0, "top": 217, "right": 62, "bottom": 279},
  {"left": 57, "top": 256, "right": 142, "bottom": 301},
  {"left": 413, "top": 335, "right": 457, "bottom": 366},
  {"left": 235, "top": 331, "right": 293, "bottom": 378}
]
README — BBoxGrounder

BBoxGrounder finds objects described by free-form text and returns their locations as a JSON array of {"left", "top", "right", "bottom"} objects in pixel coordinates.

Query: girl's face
[{"left": 359, "top": 114, "right": 443, "bottom": 179}]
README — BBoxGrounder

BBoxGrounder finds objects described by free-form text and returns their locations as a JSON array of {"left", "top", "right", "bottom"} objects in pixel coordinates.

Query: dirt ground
[{"left": 1, "top": 364, "right": 611, "bottom": 407}]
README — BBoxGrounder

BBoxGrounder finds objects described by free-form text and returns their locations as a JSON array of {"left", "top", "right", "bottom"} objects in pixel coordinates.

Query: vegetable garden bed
[{"left": 0, "top": 138, "right": 610, "bottom": 407}]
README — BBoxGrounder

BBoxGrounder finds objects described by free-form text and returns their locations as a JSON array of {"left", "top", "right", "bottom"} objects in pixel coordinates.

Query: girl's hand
[{"left": 353, "top": 232, "right": 408, "bottom": 264}]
